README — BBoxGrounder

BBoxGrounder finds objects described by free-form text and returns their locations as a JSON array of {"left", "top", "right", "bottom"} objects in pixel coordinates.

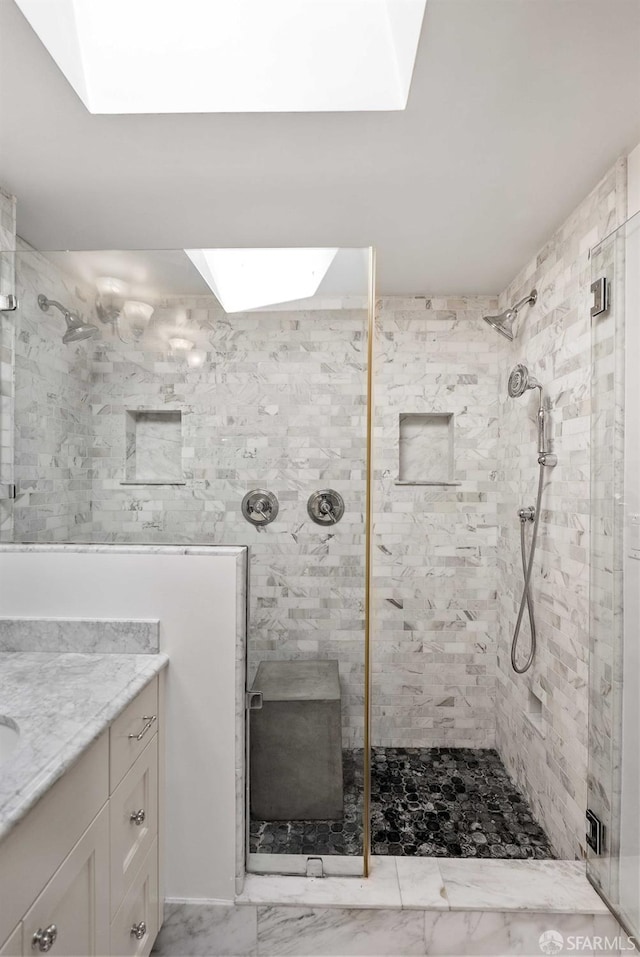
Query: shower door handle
[{"left": 0, "top": 483, "right": 16, "bottom": 500}]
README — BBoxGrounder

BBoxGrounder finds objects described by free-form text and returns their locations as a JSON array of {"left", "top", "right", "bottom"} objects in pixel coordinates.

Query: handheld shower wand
[
  {"left": 507, "top": 364, "right": 557, "bottom": 466},
  {"left": 507, "top": 364, "right": 557, "bottom": 673}
]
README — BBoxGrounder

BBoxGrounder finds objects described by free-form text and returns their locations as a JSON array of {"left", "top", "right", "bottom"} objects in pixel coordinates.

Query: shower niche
[
  {"left": 123, "top": 409, "right": 185, "bottom": 485},
  {"left": 397, "top": 412, "right": 459, "bottom": 485}
]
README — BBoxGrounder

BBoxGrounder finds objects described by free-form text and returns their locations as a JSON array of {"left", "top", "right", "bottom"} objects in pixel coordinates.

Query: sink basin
[{"left": 0, "top": 716, "right": 20, "bottom": 765}]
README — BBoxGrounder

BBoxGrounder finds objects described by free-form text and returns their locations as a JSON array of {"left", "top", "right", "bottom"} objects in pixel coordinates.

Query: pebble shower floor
[{"left": 249, "top": 748, "right": 555, "bottom": 859}]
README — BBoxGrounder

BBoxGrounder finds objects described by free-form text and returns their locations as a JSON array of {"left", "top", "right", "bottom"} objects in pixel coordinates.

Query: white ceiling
[{"left": 1, "top": 0, "right": 639, "bottom": 295}]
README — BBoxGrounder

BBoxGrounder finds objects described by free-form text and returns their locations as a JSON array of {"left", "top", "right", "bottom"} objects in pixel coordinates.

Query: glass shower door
[
  {"left": 589, "top": 210, "right": 640, "bottom": 938},
  {"left": 2, "top": 244, "right": 373, "bottom": 879}
]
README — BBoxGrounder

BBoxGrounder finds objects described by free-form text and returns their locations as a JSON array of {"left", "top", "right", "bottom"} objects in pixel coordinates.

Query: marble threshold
[{"left": 236, "top": 858, "right": 610, "bottom": 916}]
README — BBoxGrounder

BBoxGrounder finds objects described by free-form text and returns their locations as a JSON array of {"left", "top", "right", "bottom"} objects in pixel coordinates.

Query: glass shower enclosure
[
  {"left": 589, "top": 210, "right": 640, "bottom": 939},
  {"left": 0, "top": 244, "right": 374, "bottom": 878}
]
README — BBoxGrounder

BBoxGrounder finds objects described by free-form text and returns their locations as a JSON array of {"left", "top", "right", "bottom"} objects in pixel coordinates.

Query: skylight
[
  {"left": 15, "top": 0, "right": 427, "bottom": 114},
  {"left": 184, "top": 248, "right": 338, "bottom": 313}
]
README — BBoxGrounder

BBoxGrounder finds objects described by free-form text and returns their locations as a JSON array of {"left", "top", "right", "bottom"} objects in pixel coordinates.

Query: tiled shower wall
[
  {"left": 495, "top": 159, "right": 627, "bottom": 859},
  {"left": 88, "top": 304, "right": 369, "bottom": 747},
  {"left": 11, "top": 245, "right": 93, "bottom": 541},
  {"left": 372, "top": 298, "right": 500, "bottom": 748}
]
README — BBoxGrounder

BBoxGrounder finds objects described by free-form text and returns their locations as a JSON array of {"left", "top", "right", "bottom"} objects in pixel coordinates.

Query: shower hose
[{"left": 511, "top": 462, "right": 546, "bottom": 674}]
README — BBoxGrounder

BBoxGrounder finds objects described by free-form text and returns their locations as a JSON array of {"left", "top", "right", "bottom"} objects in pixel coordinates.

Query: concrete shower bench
[{"left": 250, "top": 659, "right": 343, "bottom": 821}]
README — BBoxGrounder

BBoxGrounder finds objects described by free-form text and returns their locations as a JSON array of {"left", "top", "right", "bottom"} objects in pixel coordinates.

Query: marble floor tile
[
  {"left": 238, "top": 858, "right": 401, "bottom": 909},
  {"left": 438, "top": 859, "right": 610, "bottom": 914},
  {"left": 395, "top": 857, "right": 449, "bottom": 910},
  {"left": 422, "top": 911, "right": 621, "bottom": 956},
  {"left": 153, "top": 902, "right": 258, "bottom": 957},
  {"left": 256, "top": 905, "right": 426, "bottom": 956}
]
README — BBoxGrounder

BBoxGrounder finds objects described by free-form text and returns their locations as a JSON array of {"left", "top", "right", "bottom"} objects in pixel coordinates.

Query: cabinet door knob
[
  {"left": 130, "top": 809, "right": 146, "bottom": 825},
  {"left": 130, "top": 922, "right": 147, "bottom": 941},
  {"left": 32, "top": 925, "right": 57, "bottom": 952}
]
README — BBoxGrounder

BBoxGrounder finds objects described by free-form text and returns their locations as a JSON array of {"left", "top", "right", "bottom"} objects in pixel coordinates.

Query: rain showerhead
[
  {"left": 483, "top": 289, "right": 537, "bottom": 341},
  {"left": 507, "top": 363, "right": 541, "bottom": 398},
  {"left": 38, "top": 294, "right": 99, "bottom": 344}
]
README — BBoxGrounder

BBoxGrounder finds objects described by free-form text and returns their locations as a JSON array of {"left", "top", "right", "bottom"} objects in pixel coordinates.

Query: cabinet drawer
[
  {"left": 22, "top": 805, "right": 109, "bottom": 957},
  {"left": 110, "top": 736, "right": 158, "bottom": 917},
  {"left": 110, "top": 839, "right": 158, "bottom": 957},
  {"left": 0, "top": 732, "right": 108, "bottom": 947},
  {"left": 0, "top": 924, "right": 22, "bottom": 957},
  {"left": 110, "top": 678, "right": 158, "bottom": 791}
]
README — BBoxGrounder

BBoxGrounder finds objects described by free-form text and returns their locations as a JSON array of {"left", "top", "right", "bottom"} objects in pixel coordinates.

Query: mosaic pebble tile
[{"left": 249, "top": 747, "right": 554, "bottom": 859}]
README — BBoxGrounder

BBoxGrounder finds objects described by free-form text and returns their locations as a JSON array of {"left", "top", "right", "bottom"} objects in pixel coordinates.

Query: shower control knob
[
  {"left": 307, "top": 490, "right": 345, "bottom": 525},
  {"left": 241, "top": 489, "right": 279, "bottom": 526}
]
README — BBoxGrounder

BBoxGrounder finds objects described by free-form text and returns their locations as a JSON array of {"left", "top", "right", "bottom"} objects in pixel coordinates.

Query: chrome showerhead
[
  {"left": 508, "top": 363, "right": 541, "bottom": 398},
  {"left": 483, "top": 289, "right": 537, "bottom": 341},
  {"left": 38, "top": 294, "right": 99, "bottom": 344},
  {"left": 62, "top": 319, "right": 99, "bottom": 343},
  {"left": 483, "top": 308, "right": 517, "bottom": 341}
]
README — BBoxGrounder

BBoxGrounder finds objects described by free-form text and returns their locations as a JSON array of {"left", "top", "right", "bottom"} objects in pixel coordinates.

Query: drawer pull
[
  {"left": 32, "top": 925, "right": 58, "bottom": 952},
  {"left": 128, "top": 715, "right": 156, "bottom": 741},
  {"left": 130, "top": 922, "right": 147, "bottom": 941},
  {"left": 130, "top": 808, "right": 146, "bottom": 825}
]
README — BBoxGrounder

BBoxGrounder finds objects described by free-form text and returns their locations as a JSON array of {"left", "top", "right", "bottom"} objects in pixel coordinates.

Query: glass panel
[
  {"left": 589, "top": 210, "right": 640, "bottom": 937},
  {"left": 1, "top": 245, "right": 372, "bottom": 877}
]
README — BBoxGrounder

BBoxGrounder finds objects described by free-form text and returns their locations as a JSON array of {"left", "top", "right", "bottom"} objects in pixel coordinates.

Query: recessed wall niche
[
  {"left": 123, "top": 410, "right": 185, "bottom": 485},
  {"left": 398, "top": 413, "right": 458, "bottom": 485}
]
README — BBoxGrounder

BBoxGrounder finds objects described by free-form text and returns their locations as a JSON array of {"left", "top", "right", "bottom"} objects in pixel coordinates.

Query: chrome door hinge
[
  {"left": 586, "top": 809, "right": 605, "bottom": 855},
  {"left": 245, "top": 691, "right": 263, "bottom": 710},
  {"left": 0, "top": 294, "right": 17, "bottom": 312},
  {"left": 590, "top": 278, "right": 609, "bottom": 318},
  {"left": 0, "top": 483, "right": 16, "bottom": 500}
]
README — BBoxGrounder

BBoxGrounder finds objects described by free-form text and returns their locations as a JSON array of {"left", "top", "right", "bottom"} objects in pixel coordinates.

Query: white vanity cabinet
[
  {"left": 0, "top": 672, "right": 165, "bottom": 957},
  {"left": 22, "top": 806, "right": 110, "bottom": 957}
]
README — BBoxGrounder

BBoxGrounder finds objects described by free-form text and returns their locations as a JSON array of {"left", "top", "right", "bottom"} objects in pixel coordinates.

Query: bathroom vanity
[{"left": 0, "top": 653, "right": 167, "bottom": 957}]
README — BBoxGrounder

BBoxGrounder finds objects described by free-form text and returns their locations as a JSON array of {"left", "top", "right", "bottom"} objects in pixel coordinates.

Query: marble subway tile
[
  {"left": 495, "top": 159, "right": 627, "bottom": 862},
  {"left": 373, "top": 300, "right": 500, "bottom": 748}
]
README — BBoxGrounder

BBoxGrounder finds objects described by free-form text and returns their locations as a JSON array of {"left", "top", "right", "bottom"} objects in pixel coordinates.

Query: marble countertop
[{"left": 0, "top": 651, "right": 169, "bottom": 842}]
